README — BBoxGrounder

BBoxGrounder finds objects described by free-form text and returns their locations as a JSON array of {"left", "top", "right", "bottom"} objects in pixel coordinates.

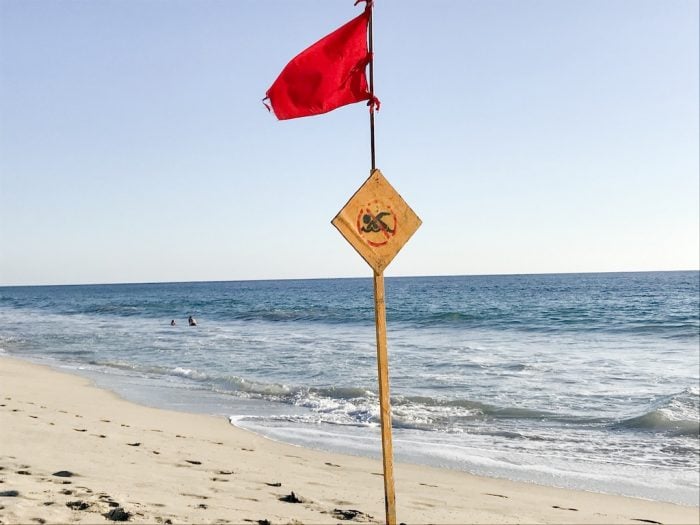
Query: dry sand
[{"left": 1, "top": 355, "right": 698, "bottom": 524}]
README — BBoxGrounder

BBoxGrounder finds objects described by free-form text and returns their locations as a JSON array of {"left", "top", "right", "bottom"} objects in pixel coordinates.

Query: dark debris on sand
[
  {"left": 104, "top": 506, "right": 132, "bottom": 521},
  {"left": 279, "top": 491, "right": 303, "bottom": 503},
  {"left": 332, "top": 508, "right": 374, "bottom": 521},
  {"left": 66, "top": 500, "right": 91, "bottom": 510}
]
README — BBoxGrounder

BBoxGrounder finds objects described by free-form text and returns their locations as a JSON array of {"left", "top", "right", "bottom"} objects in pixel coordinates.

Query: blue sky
[{"left": 1, "top": 0, "right": 698, "bottom": 285}]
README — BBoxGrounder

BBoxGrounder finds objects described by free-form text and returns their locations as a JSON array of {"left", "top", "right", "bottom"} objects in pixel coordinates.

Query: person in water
[
  {"left": 188, "top": 316, "right": 197, "bottom": 326},
  {"left": 170, "top": 320, "right": 176, "bottom": 326}
]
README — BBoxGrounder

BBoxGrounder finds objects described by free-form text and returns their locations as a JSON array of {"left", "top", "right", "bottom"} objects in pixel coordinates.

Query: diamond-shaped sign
[{"left": 332, "top": 169, "right": 421, "bottom": 274}]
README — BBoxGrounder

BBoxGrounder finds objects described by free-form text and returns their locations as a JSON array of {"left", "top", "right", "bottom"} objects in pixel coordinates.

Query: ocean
[{"left": 0, "top": 271, "right": 698, "bottom": 505}]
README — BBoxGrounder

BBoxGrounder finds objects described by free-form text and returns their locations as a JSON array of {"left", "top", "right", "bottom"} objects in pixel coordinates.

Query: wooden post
[
  {"left": 373, "top": 271, "right": 396, "bottom": 525},
  {"left": 367, "top": 13, "right": 396, "bottom": 520}
]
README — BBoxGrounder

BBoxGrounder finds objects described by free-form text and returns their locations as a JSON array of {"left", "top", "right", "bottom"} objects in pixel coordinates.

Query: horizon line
[{"left": 1, "top": 268, "right": 698, "bottom": 288}]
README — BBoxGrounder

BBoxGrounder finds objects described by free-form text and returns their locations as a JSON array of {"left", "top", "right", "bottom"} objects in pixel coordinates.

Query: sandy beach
[{"left": 0, "top": 355, "right": 697, "bottom": 525}]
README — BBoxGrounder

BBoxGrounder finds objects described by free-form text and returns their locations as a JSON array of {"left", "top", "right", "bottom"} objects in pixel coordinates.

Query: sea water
[{"left": 0, "top": 272, "right": 698, "bottom": 505}]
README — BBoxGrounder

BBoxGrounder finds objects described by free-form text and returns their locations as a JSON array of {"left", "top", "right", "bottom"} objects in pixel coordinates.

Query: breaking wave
[{"left": 614, "top": 387, "right": 700, "bottom": 436}]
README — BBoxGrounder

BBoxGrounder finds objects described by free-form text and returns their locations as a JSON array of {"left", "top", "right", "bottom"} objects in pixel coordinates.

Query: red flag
[{"left": 264, "top": 7, "right": 377, "bottom": 120}]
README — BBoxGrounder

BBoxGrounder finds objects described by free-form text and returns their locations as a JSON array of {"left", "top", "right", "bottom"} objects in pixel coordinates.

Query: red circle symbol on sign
[{"left": 356, "top": 200, "right": 397, "bottom": 247}]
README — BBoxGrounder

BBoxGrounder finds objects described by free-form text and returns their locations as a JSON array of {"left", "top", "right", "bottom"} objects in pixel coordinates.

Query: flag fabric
[{"left": 264, "top": 5, "right": 377, "bottom": 120}]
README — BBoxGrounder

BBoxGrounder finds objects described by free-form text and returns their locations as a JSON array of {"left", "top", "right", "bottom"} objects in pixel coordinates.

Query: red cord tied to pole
[{"left": 263, "top": 1, "right": 376, "bottom": 120}]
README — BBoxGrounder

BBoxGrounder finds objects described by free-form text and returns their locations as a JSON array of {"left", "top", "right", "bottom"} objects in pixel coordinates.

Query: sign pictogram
[
  {"left": 358, "top": 201, "right": 396, "bottom": 247},
  {"left": 332, "top": 169, "right": 421, "bottom": 274}
]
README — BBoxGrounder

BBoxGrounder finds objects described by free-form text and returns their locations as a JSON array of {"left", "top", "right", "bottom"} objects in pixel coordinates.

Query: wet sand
[{"left": 1, "top": 355, "right": 697, "bottom": 524}]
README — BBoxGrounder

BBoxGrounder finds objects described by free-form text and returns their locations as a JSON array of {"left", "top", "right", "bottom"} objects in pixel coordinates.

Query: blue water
[{"left": 1, "top": 272, "right": 698, "bottom": 505}]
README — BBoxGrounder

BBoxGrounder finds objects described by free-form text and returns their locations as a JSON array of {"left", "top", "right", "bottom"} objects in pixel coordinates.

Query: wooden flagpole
[
  {"left": 368, "top": 4, "right": 397, "bottom": 524},
  {"left": 373, "top": 271, "right": 397, "bottom": 524}
]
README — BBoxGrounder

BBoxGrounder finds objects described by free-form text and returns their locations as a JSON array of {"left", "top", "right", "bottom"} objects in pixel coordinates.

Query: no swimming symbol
[{"left": 357, "top": 201, "right": 396, "bottom": 247}]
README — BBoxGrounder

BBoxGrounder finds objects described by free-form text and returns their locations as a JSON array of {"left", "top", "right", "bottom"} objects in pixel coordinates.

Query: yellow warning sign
[{"left": 332, "top": 169, "right": 421, "bottom": 274}]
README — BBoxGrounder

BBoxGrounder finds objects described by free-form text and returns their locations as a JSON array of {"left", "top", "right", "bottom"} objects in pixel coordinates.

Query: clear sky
[{"left": 1, "top": 0, "right": 698, "bottom": 286}]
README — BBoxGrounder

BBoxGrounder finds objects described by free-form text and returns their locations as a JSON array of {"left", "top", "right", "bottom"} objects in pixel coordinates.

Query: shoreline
[
  {"left": 1, "top": 355, "right": 698, "bottom": 524},
  {"left": 36, "top": 355, "right": 700, "bottom": 507}
]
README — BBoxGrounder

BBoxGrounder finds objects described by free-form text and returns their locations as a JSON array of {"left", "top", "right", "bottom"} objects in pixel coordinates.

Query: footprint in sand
[
  {"left": 180, "top": 493, "right": 209, "bottom": 500},
  {"left": 98, "top": 493, "right": 121, "bottom": 507},
  {"left": 553, "top": 505, "right": 578, "bottom": 511}
]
